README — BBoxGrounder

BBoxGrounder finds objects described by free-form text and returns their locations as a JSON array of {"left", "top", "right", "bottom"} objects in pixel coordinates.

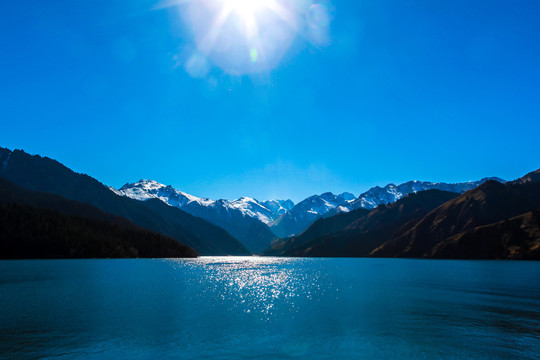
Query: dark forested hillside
[
  {"left": 0, "top": 203, "right": 198, "bottom": 259},
  {"left": 0, "top": 179, "right": 197, "bottom": 258},
  {"left": 0, "top": 147, "right": 249, "bottom": 255}
]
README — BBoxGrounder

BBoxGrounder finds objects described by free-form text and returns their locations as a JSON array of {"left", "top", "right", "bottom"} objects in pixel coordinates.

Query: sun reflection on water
[{"left": 167, "top": 256, "right": 322, "bottom": 318}]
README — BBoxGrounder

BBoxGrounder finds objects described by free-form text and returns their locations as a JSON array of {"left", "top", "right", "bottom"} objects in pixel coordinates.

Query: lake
[{"left": 0, "top": 257, "right": 539, "bottom": 359}]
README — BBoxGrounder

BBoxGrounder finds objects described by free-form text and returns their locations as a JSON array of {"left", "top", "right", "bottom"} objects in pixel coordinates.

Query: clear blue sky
[{"left": 1, "top": 0, "right": 539, "bottom": 202}]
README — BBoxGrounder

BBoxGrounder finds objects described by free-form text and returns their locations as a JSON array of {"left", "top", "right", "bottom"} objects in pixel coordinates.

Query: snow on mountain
[
  {"left": 260, "top": 199, "right": 295, "bottom": 217},
  {"left": 228, "top": 197, "right": 276, "bottom": 224},
  {"left": 113, "top": 177, "right": 505, "bottom": 242},
  {"left": 269, "top": 192, "right": 356, "bottom": 238},
  {"left": 112, "top": 180, "right": 295, "bottom": 253},
  {"left": 114, "top": 179, "right": 293, "bottom": 224},
  {"left": 269, "top": 178, "right": 505, "bottom": 238},
  {"left": 351, "top": 178, "right": 506, "bottom": 209},
  {"left": 116, "top": 179, "right": 214, "bottom": 208}
]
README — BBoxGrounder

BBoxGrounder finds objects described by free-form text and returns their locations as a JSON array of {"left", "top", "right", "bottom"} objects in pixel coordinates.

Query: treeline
[
  {"left": 0, "top": 202, "right": 197, "bottom": 259},
  {"left": 0, "top": 177, "right": 197, "bottom": 259}
]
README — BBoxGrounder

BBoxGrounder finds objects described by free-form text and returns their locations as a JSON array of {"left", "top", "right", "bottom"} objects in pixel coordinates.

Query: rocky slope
[
  {"left": 371, "top": 171, "right": 540, "bottom": 259},
  {"left": 267, "top": 190, "right": 459, "bottom": 257}
]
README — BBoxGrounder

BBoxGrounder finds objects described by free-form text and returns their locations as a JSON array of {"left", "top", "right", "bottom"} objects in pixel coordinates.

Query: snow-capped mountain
[
  {"left": 269, "top": 178, "right": 505, "bottom": 238},
  {"left": 269, "top": 192, "right": 356, "bottom": 238},
  {"left": 228, "top": 197, "right": 294, "bottom": 224},
  {"left": 351, "top": 178, "right": 505, "bottom": 209},
  {"left": 260, "top": 199, "right": 295, "bottom": 218},
  {"left": 114, "top": 180, "right": 214, "bottom": 208},
  {"left": 113, "top": 177, "right": 505, "bottom": 243},
  {"left": 112, "top": 179, "right": 294, "bottom": 253},
  {"left": 114, "top": 179, "right": 293, "bottom": 224}
]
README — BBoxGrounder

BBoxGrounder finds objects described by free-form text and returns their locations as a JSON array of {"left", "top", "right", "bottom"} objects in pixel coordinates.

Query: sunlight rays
[{"left": 160, "top": 0, "right": 332, "bottom": 75}]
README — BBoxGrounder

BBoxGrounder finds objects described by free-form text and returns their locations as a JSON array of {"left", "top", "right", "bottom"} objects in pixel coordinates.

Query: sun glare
[
  {"left": 224, "top": 0, "right": 269, "bottom": 16},
  {"left": 172, "top": 0, "right": 332, "bottom": 75}
]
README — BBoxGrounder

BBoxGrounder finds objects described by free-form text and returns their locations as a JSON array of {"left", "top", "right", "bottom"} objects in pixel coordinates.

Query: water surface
[{"left": 1, "top": 257, "right": 539, "bottom": 359}]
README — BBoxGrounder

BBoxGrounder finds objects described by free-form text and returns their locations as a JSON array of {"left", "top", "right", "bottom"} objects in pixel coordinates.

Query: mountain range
[
  {"left": 268, "top": 192, "right": 356, "bottom": 238},
  {"left": 350, "top": 178, "right": 505, "bottom": 209},
  {"left": 266, "top": 169, "right": 540, "bottom": 260},
  {"left": 371, "top": 173, "right": 540, "bottom": 259},
  {"left": 265, "top": 190, "right": 460, "bottom": 257},
  {"left": 273, "top": 178, "right": 505, "bottom": 238},
  {"left": 114, "top": 179, "right": 293, "bottom": 253},
  {"left": 115, "top": 178, "right": 505, "bottom": 243},
  {"left": 0, "top": 147, "right": 249, "bottom": 256},
  {"left": 1, "top": 145, "right": 537, "bottom": 259}
]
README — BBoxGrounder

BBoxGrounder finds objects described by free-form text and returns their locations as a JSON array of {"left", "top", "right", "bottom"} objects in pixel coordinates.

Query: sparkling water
[{"left": 1, "top": 257, "right": 539, "bottom": 359}]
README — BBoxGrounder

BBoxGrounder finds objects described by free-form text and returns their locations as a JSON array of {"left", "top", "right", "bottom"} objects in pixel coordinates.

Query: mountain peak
[
  {"left": 234, "top": 196, "right": 258, "bottom": 203},
  {"left": 479, "top": 176, "right": 506, "bottom": 183},
  {"left": 339, "top": 192, "right": 356, "bottom": 201},
  {"left": 120, "top": 179, "right": 163, "bottom": 190},
  {"left": 514, "top": 168, "right": 540, "bottom": 184},
  {"left": 116, "top": 180, "right": 288, "bottom": 226}
]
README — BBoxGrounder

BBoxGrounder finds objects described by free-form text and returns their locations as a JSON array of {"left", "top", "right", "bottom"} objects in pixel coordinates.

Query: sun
[
  {"left": 179, "top": 0, "right": 297, "bottom": 73},
  {"left": 168, "top": 0, "right": 331, "bottom": 75},
  {"left": 217, "top": 0, "right": 277, "bottom": 41},
  {"left": 224, "top": 0, "right": 271, "bottom": 17}
]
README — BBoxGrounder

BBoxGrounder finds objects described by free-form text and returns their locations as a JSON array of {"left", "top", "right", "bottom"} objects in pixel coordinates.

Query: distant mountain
[
  {"left": 115, "top": 177, "right": 507, "bottom": 243},
  {"left": 267, "top": 167, "right": 540, "bottom": 259},
  {"left": 3, "top": 146, "right": 534, "bottom": 260},
  {"left": 0, "top": 178, "right": 198, "bottom": 259},
  {"left": 269, "top": 192, "right": 356, "bottom": 238},
  {"left": 266, "top": 208, "right": 371, "bottom": 256},
  {"left": 371, "top": 175, "right": 540, "bottom": 259},
  {"left": 0, "top": 147, "right": 249, "bottom": 256},
  {"left": 260, "top": 199, "right": 295, "bottom": 218},
  {"left": 269, "top": 178, "right": 505, "bottom": 238},
  {"left": 114, "top": 180, "right": 291, "bottom": 253},
  {"left": 267, "top": 190, "right": 459, "bottom": 257},
  {"left": 351, "top": 178, "right": 505, "bottom": 209}
]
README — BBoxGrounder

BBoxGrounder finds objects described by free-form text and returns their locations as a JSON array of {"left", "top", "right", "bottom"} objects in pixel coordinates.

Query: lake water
[{"left": 0, "top": 257, "right": 539, "bottom": 359}]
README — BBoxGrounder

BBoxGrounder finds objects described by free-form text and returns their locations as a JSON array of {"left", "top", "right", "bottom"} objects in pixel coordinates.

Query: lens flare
[
  {"left": 250, "top": 48, "right": 258, "bottom": 63},
  {"left": 163, "top": 0, "right": 332, "bottom": 75}
]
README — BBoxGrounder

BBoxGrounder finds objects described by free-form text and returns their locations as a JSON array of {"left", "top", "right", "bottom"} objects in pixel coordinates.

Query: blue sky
[{"left": 1, "top": 0, "right": 539, "bottom": 202}]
